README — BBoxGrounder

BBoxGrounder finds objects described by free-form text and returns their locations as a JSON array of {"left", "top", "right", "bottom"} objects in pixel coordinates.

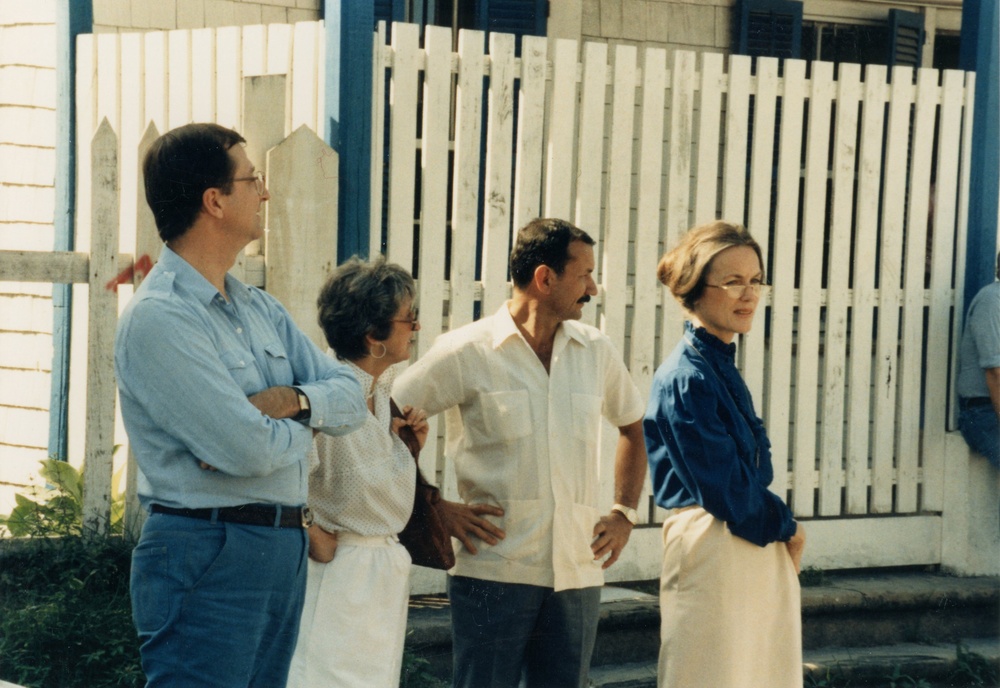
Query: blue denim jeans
[
  {"left": 447, "top": 575, "right": 601, "bottom": 688},
  {"left": 959, "top": 403, "right": 1000, "bottom": 468},
  {"left": 130, "top": 512, "right": 308, "bottom": 687}
]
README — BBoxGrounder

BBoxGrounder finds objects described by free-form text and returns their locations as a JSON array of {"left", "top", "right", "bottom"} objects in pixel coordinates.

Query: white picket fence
[{"left": 2, "top": 20, "right": 994, "bottom": 584}]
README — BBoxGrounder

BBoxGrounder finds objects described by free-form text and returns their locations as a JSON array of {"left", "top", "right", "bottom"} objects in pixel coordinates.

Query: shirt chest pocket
[
  {"left": 571, "top": 393, "right": 603, "bottom": 445},
  {"left": 261, "top": 341, "right": 293, "bottom": 386},
  {"left": 219, "top": 349, "right": 260, "bottom": 393},
  {"left": 476, "top": 390, "right": 532, "bottom": 445}
]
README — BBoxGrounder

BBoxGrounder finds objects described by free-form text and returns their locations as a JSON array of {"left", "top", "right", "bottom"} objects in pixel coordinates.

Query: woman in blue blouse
[{"left": 643, "top": 221, "right": 806, "bottom": 688}]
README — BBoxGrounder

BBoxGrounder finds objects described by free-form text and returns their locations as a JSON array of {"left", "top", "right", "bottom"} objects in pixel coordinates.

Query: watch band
[
  {"left": 292, "top": 387, "right": 311, "bottom": 422},
  {"left": 611, "top": 503, "right": 638, "bottom": 525}
]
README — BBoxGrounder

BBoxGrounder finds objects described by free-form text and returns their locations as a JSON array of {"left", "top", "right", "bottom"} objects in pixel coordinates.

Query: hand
[
  {"left": 392, "top": 405, "right": 430, "bottom": 449},
  {"left": 198, "top": 461, "right": 218, "bottom": 472},
  {"left": 308, "top": 524, "right": 339, "bottom": 563},
  {"left": 592, "top": 510, "right": 635, "bottom": 569},
  {"left": 786, "top": 522, "right": 806, "bottom": 575},
  {"left": 440, "top": 500, "right": 505, "bottom": 555},
  {"left": 248, "top": 386, "right": 298, "bottom": 419}
]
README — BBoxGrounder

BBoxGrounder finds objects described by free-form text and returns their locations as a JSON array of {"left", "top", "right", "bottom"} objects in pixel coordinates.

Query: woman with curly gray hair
[{"left": 287, "top": 256, "right": 429, "bottom": 688}]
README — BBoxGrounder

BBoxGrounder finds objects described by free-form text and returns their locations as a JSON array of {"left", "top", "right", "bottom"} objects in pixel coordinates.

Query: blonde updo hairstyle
[{"left": 657, "top": 221, "right": 764, "bottom": 312}]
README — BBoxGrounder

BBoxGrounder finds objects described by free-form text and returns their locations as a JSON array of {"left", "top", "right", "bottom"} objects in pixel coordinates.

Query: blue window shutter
[
  {"left": 888, "top": 9, "right": 925, "bottom": 67},
  {"left": 475, "top": 0, "right": 547, "bottom": 52},
  {"left": 373, "top": 0, "right": 404, "bottom": 24},
  {"left": 736, "top": 0, "right": 802, "bottom": 59}
]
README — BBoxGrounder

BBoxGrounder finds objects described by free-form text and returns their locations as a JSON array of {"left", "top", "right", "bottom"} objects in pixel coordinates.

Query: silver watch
[{"left": 611, "top": 503, "right": 638, "bottom": 525}]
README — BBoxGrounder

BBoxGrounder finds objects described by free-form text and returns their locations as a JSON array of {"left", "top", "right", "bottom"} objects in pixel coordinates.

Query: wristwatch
[
  {"left": 292, "top": 387, "right": 311, "bottom": 422},
  {"left": 611, "top": 503, "right": 638, "bottom": 525}
]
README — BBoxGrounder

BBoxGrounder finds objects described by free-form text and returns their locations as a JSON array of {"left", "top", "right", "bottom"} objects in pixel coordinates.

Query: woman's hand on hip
[
  {"left": 785, "top": 522, "right": 806, "bottom": 574},
  {"left": 308, "top": 524, "right": 339, "bottom": 563}
]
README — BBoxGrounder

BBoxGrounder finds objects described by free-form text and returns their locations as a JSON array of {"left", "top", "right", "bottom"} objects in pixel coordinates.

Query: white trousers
[{"left": 287, "top": 533, "right": 412, "bottom": 688}]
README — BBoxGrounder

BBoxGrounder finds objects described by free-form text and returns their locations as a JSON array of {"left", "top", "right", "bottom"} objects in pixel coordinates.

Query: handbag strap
[{"left": 389, "top": 398, "right": 421, "bottom": 461}]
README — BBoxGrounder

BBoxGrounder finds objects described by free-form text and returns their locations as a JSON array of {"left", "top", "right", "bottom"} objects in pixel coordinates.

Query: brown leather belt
[{"left": 151, "top": 503, "right": 313, "bottom": 528}]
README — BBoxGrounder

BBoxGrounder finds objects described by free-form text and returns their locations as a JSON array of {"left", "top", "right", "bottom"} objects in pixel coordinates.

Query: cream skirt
[
  {"left": 658, "top": 507, "right": 802, "bottom": 688},
  {"left": 287, "top": 533, "right": 412, "bottom": 688}
]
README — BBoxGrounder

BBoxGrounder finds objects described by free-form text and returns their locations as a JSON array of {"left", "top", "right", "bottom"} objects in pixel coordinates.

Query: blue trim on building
[
  {"left": 48, "top": 0, "right": 93, "bottom": 462},
  {"left": 961, "top": 0, "right": 1000, "bottom": 308},
  {"left": 324, "top": 0, "right": 374, "bottom": 260}
]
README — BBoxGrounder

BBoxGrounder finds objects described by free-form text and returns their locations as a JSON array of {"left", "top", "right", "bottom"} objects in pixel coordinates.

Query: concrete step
[
  {"left": 588, "top": 637, "right": 1000, "bottom": 688},
  {"left": 404, "top": 571, "right": 1000, "bottom": 684}
]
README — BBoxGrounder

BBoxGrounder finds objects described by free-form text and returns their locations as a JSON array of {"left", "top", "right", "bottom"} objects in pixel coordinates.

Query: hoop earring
[{"left": 370, "top": 342, "right": 387, "bottom": 359}]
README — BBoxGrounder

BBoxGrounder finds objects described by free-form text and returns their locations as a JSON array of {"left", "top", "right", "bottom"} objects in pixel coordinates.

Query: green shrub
[{"left": 0, "top": 459, "right": 142, "bottom": 688}]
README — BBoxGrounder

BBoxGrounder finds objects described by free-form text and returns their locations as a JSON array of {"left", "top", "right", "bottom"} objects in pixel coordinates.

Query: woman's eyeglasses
[
  {"left": 391, "top": 307, "right": 420, "bottom": 330},
  {"left": 704, "top": 283, "right": 770, "bottom": 299}
]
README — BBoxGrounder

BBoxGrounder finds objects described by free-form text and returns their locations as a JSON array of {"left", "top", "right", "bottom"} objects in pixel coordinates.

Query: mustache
[{"left": 577, "top": 295, "right": 591, "bottom": 304}]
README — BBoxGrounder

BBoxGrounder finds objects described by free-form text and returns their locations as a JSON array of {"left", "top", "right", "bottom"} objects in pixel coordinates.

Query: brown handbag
[{"left": 391, "top": 399, "right": 456, "bottom": 570}]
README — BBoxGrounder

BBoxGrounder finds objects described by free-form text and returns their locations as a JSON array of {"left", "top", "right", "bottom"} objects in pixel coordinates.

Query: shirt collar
[
  {"left": 685, "top": 320, "right": 736, "bottom": 360},
  {"left": 158, "top": 246, "right": 250, "bottom": 307},
  {"left": 490, "top": 302, "right": 587, "bottom": 349}
]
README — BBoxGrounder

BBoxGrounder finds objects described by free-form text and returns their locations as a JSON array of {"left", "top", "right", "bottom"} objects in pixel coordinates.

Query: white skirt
[
  {"left": 658, "top": 507, "right": 802, "bottom": 688},
  {"left": 287, "top": 533, "right": 412, "bottom": 688}
]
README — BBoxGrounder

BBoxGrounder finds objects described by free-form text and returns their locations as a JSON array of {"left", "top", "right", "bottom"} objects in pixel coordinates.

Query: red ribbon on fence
[{"left": 105, "top": 254, "right": 153, "bottom": 292}]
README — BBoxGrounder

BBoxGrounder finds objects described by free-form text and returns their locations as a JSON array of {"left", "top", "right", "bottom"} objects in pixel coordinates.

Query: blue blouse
[{"left": 643, "top": 322, "right": 796, "bottom": 546}]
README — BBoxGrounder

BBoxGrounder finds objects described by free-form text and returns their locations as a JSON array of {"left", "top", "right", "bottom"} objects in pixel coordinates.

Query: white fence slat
[
  {"left": 416, "top": 24, "right": 453, "bottom": 476},
  {"left": 513, "top": 35, "right": 546, "bottom": 233},
  {"left": 742, "top": 58, "right": 778, "bottom": 405},
  {"left": 926, "top": 69, "right": 968, "bottom": 509},
  {"left": 215, "top": 26, "right": 242, "bottom": 129},
  {"left": 722, "top": 55, "right": 751, "bottom": 224},
  {"left": 83, "top": 120, "right": 120, "bottom": 535},
  {"left": 143, "top": 31, "right": 168, "bottom": 132},
  {"left": 574, "top": 41, "right": 608, "bottom": 328},
  {"left": 870, "top": 67, "right": 913, "bottom": 513},
  {"left": 693, "top": 52, "right": 722, "bottom": 225},
  {"left": 543, "top": 38, "right": 578, "bottom": 220},
  {"left": 191, "top": 28, "right": 216, "bottom": 122},
  {"left": 134, "top": 123, "right": 161, "bottom": 288},
  {"left": 665, "top": 51, "right": 695, "bottom": 240},
  {"left": 119, "top": 33, "right": 144, "bottom": 256},
  {"left": 449, "top": 29, "right": 485, "bottom": 330},
  {"left": 265, "top": 126, "right": 338, "bottom": 349},
  {"left": 480, "top": 31, "right": 516, "bottom": 317},
  {"left": 167, "top": 30, "right": 192, "bottom": 128},
  {"left": 369, "top": 23, "right": 388, "bottom": 256},
  {"left": 600, "top": 43, "right": 637, "bottom": 352},
  {"left": 96, "top": 33, "right": 120, "bottom": 135},
  {"left": 798, "top": 60, "right": 833, "bottom": 515},
  {"left": 896, "top": 68, "right": 938, "bottom": 513},
  {"left": 632, "top": 46, "right": 666, "bottom": 398},
  {"left": 241, "top": 74, "right": 287, "bottom": 267},
  {"left": 770, "top": 58, "right": 805, "bottom": 510},
  {"left": 386, "top": 23, "right": 420, "bottom": 271},
  {"left": 266, "top": 22, "right": 293, "bottom": 76},
  {"left": 242, "top": 24, "right": 267, "bottom": 77},
  {"left": 846, "top": 65, "right": 888, "bottom": 514},
  {"left": 417, "top": 24, "right": 451, "bottom": 361},
  {"left": 821, "top": 63, "right": 861, "bottom": 516},
  {"left": 291, "top": 21, "right": 321, "bottom": 134}
]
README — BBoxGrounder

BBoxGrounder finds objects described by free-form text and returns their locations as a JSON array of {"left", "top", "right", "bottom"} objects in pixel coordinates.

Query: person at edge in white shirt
[
  {"left": 393, "top": 218, "right": 648, "bottom": 688},
  {"left": 114, "top": 123, "right": 367, "bottom": 688},
  {"left": 287, "top": 256, "right": 430, "bottom": 688}
]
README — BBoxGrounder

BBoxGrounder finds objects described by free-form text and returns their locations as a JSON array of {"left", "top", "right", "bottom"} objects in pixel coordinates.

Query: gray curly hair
[{"left": 317, "top": 256, "right": 416, "bottom": 361}]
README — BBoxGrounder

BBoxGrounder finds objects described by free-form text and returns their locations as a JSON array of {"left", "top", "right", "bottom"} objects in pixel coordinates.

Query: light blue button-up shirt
[{"left": 115, "top": 247, "right": 367, "bottom": 510}]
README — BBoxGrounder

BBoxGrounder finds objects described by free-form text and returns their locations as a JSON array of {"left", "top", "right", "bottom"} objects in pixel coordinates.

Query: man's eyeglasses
[
  {"left": 704, "top": 283, "right": 770, "bottom": 299},
  {"left": 232, "top": 171, "right": 266, "bottom": 196},
  {"left": 391, "top": 307, "right": 420, "bottom": 330}
]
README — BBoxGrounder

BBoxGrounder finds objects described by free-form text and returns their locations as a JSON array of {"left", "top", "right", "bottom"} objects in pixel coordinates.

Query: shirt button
[
  {"left": 239, "top": 360, "right": 245, "bottom": 366},
  {"left": 236, "top": 327, "right": 243, "bottom": 334}
]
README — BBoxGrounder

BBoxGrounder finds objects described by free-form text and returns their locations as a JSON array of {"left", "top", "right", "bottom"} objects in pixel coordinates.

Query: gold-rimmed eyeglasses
[
  {"left": 704, "top": 283, "right": 770, "bottom": 299},
  {"left": 391, "top": 307, "right": 420, "bottom": 330},
  {"left": 232, "top": 170, "right": 266, "bottom": 196}
]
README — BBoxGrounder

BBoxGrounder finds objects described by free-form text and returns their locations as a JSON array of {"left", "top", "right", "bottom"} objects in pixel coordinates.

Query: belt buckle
[{"left": 301, "top": 506, "right": 314, "bottom": 528}]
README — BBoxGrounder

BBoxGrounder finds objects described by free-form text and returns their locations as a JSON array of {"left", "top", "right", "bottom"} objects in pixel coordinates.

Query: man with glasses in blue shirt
[{"left": 115, "top": 123, "right": 367, "bottom": 687}]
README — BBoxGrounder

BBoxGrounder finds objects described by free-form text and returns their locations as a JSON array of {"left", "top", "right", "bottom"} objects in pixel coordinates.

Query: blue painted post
[
  {"left": 324, "top": 0, "right": 373, "bottom": 260},
  {"left": 960, "top": 0, "right": 999, "bottom": 308},
  {"left": 48, "top": 1, "right": 93, "bottom": 462}
]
